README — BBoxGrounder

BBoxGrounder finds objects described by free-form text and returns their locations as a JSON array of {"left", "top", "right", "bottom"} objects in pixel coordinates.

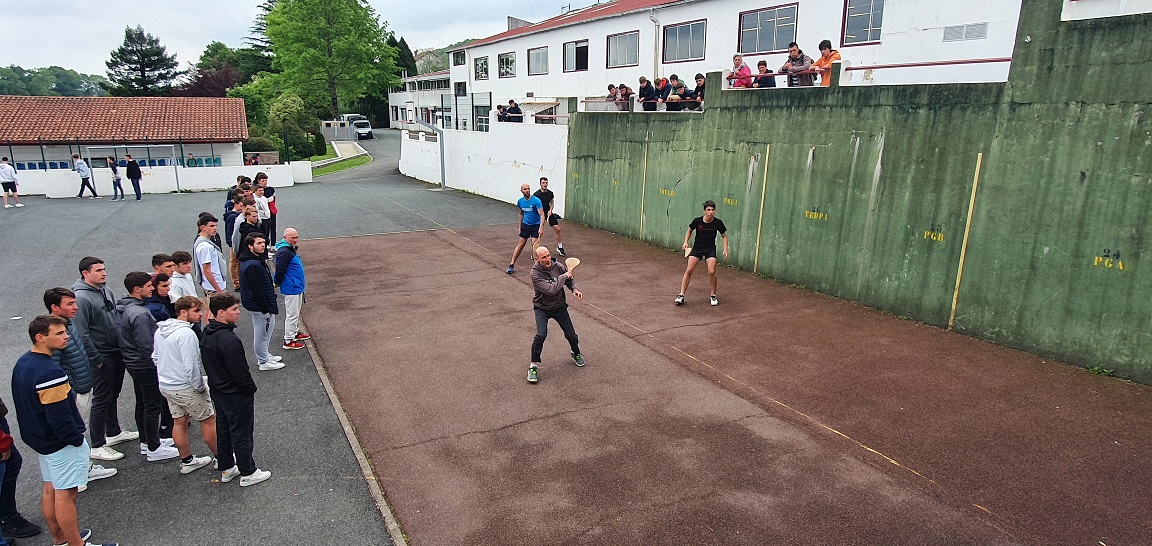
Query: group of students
[
  {"left": 725, "top": 40, "right": 842, "bottom": 89},
  {"left": 608, "top": 73, "right": 708, "bottom": 112}
]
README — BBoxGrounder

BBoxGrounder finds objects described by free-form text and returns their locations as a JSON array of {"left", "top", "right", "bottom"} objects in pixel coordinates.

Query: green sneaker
[
  {"left": 572, "top": 353, "right": 585, "bottom": 367},
  {"left": 527, "top": 365, "right": 539, "bottom": 383}
]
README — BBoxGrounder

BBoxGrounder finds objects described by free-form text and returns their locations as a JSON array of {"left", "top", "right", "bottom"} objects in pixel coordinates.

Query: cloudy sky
[{"left": 3, "top": 0, "right": 564, "bottom": 76}]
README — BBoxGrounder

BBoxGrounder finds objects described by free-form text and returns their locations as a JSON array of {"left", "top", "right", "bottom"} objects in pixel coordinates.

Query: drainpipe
[
  {"left": 649, "top": 10, "right": 661, "bottom": 78},
  {"left": 411, "top": 118, "right": 446, "bottom": 190}
]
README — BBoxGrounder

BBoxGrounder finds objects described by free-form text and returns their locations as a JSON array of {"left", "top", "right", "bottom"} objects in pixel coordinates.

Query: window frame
[
  {"left": 563, "top": 39, "right": 590, "bottom": 72},
  {"left": 841, "top": 0, "right": 884, "bottom": 47},
  {"left": 528, "top": 46, "right": 549, "bottom": 76},
  {"left": 606, "top": 30, "right": 641, "bottom": 69},
  {"left": 662, "top": 19, "right": 708, "bottom": 64},
  {"left": 736, "top": 3, "right": 800, "bottom": 56},
  {"left": 474, "top": 56, "right": 489, "bottom": 80},
  {"left": 452, "top": 51, "right": 466, "bottom": 66},
  {"left": 498, "top": 52, "right": 516, "bottom": 78}
]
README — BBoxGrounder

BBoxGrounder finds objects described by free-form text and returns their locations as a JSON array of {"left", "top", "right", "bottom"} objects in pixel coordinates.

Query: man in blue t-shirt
[{"left": 506, "top": 183, "right": 545, "bottom": 274}]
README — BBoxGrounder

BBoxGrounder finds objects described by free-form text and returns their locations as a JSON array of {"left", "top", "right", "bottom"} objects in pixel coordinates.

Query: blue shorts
[
  {"left": 38, "top": 440, "right": 89, "bottom": 490},
  {"left": 519, "top": 223, "right": 541, "bottom": 240}
]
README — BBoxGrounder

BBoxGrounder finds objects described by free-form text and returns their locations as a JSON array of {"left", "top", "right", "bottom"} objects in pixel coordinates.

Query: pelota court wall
[{"left": 564, "top": 0, "right": 1152, "bottom": 382}]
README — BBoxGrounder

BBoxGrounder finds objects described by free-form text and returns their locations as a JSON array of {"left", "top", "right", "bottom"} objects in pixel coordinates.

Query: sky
[{"left": 2, "top": 0, "right": 564, "bottom": 76}]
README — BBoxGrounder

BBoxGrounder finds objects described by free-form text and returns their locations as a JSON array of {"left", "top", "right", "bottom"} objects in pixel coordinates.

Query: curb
[{"left": 301, "top": 319, "right": 408, "bottom": 546}]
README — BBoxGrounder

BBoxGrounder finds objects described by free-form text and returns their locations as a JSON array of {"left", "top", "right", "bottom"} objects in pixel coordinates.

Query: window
[
  {"left": 474, "top": 106, "right": 490, "bottom": 132},
  {"left": 528, "top": 47, "right": 549, "bottom": 75},
  {"left": 452, "top": 51, "right": 466, "bottom": 66},
  {"left": 564, "top": 40, "right": 589, "bottom": 72},
  {"left": 454, "top": 82, "right": 467, "bottom": 96},
  {"left": 607, "top": 31, "right": 640, "bottom": 68},
  {"left": 739, "top": 5, "right": 797, "bottom": 54},
  {"left": 407, "top": 82, "right": 416, "bottom": 91},
  {"left": 417, "top": 79, "right": 450, "bottom": 90},
  {"left": 664, "top": 20, "right": 706, "bottom": 63},
  {"left": 843, "top": 0, "right": 884, "bottom": 45},
  {"left": 391, "top": 106, "right": 399, "bottom": 120},
  {"left": 499, "top": 52, "right": 516, "bottom": 78},
  {"left": 475, "top": 57, "right": 488, "bottom": 80}
]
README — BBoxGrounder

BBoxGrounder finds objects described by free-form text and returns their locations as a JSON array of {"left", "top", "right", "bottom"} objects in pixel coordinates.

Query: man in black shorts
[
  {"left": 677, "top": 200, "right": 729, "bottom": 306},
  {"left": 506, "top": 184, "right": 545, "bottom": 274},
  {"left": 533, "top": 177, "right": 566, "bottom": 257}
]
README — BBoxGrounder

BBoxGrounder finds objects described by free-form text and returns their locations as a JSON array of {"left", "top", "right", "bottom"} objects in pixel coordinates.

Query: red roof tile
[
  {"left": 0, "top": 96, "right": 248, "bottom": 145},
  {"left": 450, "top": 0, "right": 683, "bottom": 51}
]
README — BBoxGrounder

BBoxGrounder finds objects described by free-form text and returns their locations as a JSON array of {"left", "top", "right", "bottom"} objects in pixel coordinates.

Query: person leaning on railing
[
  {"left": 752, "top": 60, "right": 776, "bottom": 88},
  {"left": 811, "top": 39, "right": 841, "bottom": 87},
  {"left": 685, "top": 73, "right": 705, "bottom": 111},
  {"left": 780, "top": 42, "right": 815, "bottom": 87},
  {"left": 726, "top": 54, "right": 753, "bottom": 88}
]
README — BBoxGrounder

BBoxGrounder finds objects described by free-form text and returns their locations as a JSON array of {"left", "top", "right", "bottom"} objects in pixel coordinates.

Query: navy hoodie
[
  {"left": 200, "top": 321, "right": 257, "bottom": 395},
  {"left": 239, "top": 247, "right": 278, "bottom": 314},
  {"left": 11, "top": 351, "right": 85, "bottom": 455}
]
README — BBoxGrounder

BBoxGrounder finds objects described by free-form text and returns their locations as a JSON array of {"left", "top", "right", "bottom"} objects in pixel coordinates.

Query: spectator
[
  {"left": 780, "top": 42, "right": 815, "bottom": 87},
  {"left": 124, "top": 154, "right": 143, "bottom": 201},
  {"left": 107, "top": 156, "right": 124, "bottom": 201},
  {"left": 637, "top": 76, "right": 658, "bottom": 111},
  {"left": 687, "top": 73, "right": 706, "bottom": 111},
  {"left": 154, "top": 296, "right": 217, "bottom": 475},
  {"left": 665, "top": 74, "right": 686, "bottom": 112},
  {"left": 251, "top": 154, "right": 261, "bottom": 166},
  {"left": 496, "top": 105, "right": 508, "bottom": 122},
  {"left": 0, "top": 156, "right": 21, "bottom": 208},
  {"left": 168, "top": 251, "right": 199, "bottom": 302},
  {"left": 145, "top": 274, "right": 174, "bottom": 323},
  {"left": 73, "top": 154, "right": 98, "bottom": 199},
  {"left": 185, "top": 153, "right": 196, "bottom": 168},
  {"left": 255, "top": 173, "right": 277, "bottom": 245},
  {"left": 253, "top": 186, "right": 272, "bottom": 242},
  {"left": 274, "top": 228, "right": 309, "bottom": 351},
  {"left": 224, "top": 194, "right": 245, "bottom": 290},
  {"left": 812, "top": 39, "right": 842, "bottom": 87},
  {"left": 0, "top": 389, "right": 41, "bottom": 542},
  {"left": 238, "top": 233, "right": 283, "bottom": 371},
  {"left": 116, "top": 272, "right": 178, "bottom": 462},
  {"left": 727, "top": 54, "right": 753, "bottom": 88},
  {"left": 617, "top": 83, "right": 634, "bottom": 111},
  {"left": 506, "top": 100, "right": 524, "bottom": 122},
  {"left": 752, "top": 60, "right": 776, "bottom": 88},
  {"left": 655, "top": 77, "right": 672, "bottom": 106},
  {"left": 606, "top": 84, "right": 620, "bottom": 102},
  {"left": 195, "top": 214, "right": 227, "bottom": 299},
  {"left": 151, "top": 254, "right": 175, "bottom": 278}
]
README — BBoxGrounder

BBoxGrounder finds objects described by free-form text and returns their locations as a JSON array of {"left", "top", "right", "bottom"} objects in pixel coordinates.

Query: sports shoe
[
  {"left": 138, "top": 438, "right": 174, "bottom": 454},
  {"left": 105, "top": 430, "right": 139, "bottom": 446},
  {"left": 527, "top": 365, "right": 539, "bottom": 383},
  {"left": 557, "top": 246, "right": 566, "bottom": 257},
  {"left": 180, "top": 455, "right": 213, "bottom": 475},
  {"left": 259, "top": 361, "right": 285, "bottom": 371},
  {"left": 282, "top": 340, "right": 305, "bottom": 350},
  {"left": 675, "top": 294, "right": 685, "bottom": 305},
  {"left": 2, "top": 204, "right": 10, "bottom": 209},
  {"left": 506, "top": 264, "right": 515, "bottom": 274},
  {"left": 78, "top": 484, "right": 88, "bottom": 493},
  {"left": 239, "top": 469, "right": 271, "bottom": 487},
  {"left": 267, "top": 355, "right": 283, "bottom": 362},
  {"left": 293, "top": 332, "right": 311, "bottom": 340},
  {"left": 50, "top": 529, "right": 93, "bottom": 545},
  {"left": 88, "top": 465, "right": 117, "bottom": 481},
  {"left": 13, "top": 203, "right": 22, "bottom": 207},
  {"left": 710, "top": 295, "right": 718, "bottom": 306},
  {"left": 1, "top": 515, "right": 42, "bottom": 538},
  {"left": 145, "top": 445, "right": 180, "bottom": 462},
  {"left": 220, "top": 465, "right": 241, "bottom": 483},
  {"left": 90, "top": 446, "right": 123, "bottom": 461},
  {"left": 573, "top": 353, "right": 586, "bottom": 367}
]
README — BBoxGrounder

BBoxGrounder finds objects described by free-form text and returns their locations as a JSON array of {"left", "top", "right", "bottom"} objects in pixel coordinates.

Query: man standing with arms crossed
[
  {"left": 506, "top": 183, "right": 545, "bottom": 274},
  {"left": 676, "top": 200, "right": 730, "bottom": 306},
  {"left": 71, "top": 258, "right": 138, "bottom": 463},
  {"left": 0, "top": 157, "right": 22, "bottom": 208},
  {"left": 275, "top": 228, "right": 310, "bottom": 350},
  {"left": 533, "top": 177, "right": 566, "bottom": 257}
]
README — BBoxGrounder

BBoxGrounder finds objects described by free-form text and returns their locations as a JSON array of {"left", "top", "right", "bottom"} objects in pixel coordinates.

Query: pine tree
[
  {"left": 245, "top": 0, "right": 278, "bottom": 54},
  {"left": 104, "top": 26, "right": 182, "bottom": 96},
  {"left": 388, "top": 36, "right": 418, "bottom": 78}
]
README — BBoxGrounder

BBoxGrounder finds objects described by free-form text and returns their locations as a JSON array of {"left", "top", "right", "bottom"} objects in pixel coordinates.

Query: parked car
[
  {"left": 339, "top": 113, "right": 367, "bottom": 123},
  {"left": 353, "top": 120, "right": 374, "bottom": 140}
]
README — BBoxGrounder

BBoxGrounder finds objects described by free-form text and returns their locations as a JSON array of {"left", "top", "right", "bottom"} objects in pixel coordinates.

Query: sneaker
[
  {"left": 573, "top": 353, "right": 586, "bottom": 367},
  {"left": 145, "top": 445, "right": 180, "bottom": 462},
  {"left": 138, "top": 438, "right": 174, "bottom": 454},
  {"left": 1, "top": 515, "right": 42, "bottom": 538},
  {"left": 213, "top": 458, "right": 219, "bottom": 470},
  {"left": 267, "top": 355, "right": 283, "bottom": 362},
  {"left": 506, "top": 264, "right": 515, "bottom": 274},
  {"left": 89, "top": 446, "right": 123, "bottom": 461},
  {"left": 93, "top": 196, "right": 102, "bottom": 199},
  {"left": 180, "top": 455, "right": 213, "bottom": 475},
  {"left": 78, "top": 484, "right": 87, "bottom": 493},
  {"left": 13, "top": 203, "right": 22, "bottom": 207},
  {"left": 710, "top": 295, "right": 718, "bottom": 306},
  {"left": 258, "top": 361, "right": 285, "bottom": 371},
  {"left": 220, "top": 465, "right": 241, "bottom": 483},
  {"left": 88, "top": 465, "right": 117, "bottom": 481},
  {"left": 675, "top": 294, "right": 685, "bottom": 305},
  {"left": 557, "top": 246, "right": 566, "bottom": 257},
  {"left": 105, "top": 430, "right": 139, "bottom": 446},
  {"left": 50, "top": 529, "right": 94, "bottom": 545},
  {"left": 239, "top": 469, "right": 271, "bottom": 487},
  {"left": 89, "top": 196, "right": 96, "bottom": 199},
  {"left": 527, "top": 365, "right": 539, "bottom": 383},
  {"left": 282, "top": 340, "right": 305, "bottom": 350},
  {"left": 2, "top": 204, "right": 10, "bottom": 209},
  {"left": 293, "top": 332, "right": 311, "bottom": 340}
]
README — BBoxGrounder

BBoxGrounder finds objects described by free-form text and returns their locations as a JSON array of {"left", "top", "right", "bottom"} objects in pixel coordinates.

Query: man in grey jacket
[
  {"left": 527, "top": 246, "right": 586, "bottom": 384},
  {"left": 72, "top": 154, "right": 98, "bottom": 199},
  {"left": 117, "top": 272, "right": 179, "bottom": 462},
  {"left": 71, "top": 257, "right": 138, "bottom": 462}
]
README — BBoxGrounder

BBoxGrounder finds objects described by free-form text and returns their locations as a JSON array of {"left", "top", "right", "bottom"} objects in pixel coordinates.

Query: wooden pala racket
[
  {"left": 565, "top": 257, "right": 581, "bottom": 273},
  {"left": 684, "top": 247, "right": 691, "bottom": 257}
]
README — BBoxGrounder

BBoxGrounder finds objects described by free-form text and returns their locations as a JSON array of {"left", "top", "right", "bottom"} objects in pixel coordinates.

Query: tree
[
  {"left": 173, "top": 64, "right": 240, "bottom": 97},
  {"left": 0, "top": 65, "right": 108, "bottom": 96},
  {"left": 388, "top": 36, "right": 418, "bottom": 78},
  {"left": 195, "top": 41, "right": 270, "bottom": 87},
  {"left": 104, "top": 25, "right": 182, "bottom": 96},
  {"left": 265, "top": 0, "right": 399, "bottom": 118},
  {"left": 415, "top": 49, "right": 449, "bottom": 75},
  {"left": 245, "top": 0, "right": 278, "bottom": 55}
]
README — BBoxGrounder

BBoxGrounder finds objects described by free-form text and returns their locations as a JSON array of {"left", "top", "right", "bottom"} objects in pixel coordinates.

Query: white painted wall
[
  {"left": 1062, "top": 0, "right": 1152, "bottom": 20},
  {"left": 399, "top": 121, "right": 569, "bottom": 215},
  {"left": 12, "top": 163, "right": 305, "bottom": 198},
  {"left": 4, "top": 142, "right": 244, "bottom": 169}
]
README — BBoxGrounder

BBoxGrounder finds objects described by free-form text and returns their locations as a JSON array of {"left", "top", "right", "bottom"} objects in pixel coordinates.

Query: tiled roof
[
  {"left": 0, "top": 96, "right": 248, "bottom": 144},
  {"left": 450, "top": 0, "right": 684, "bottom": 51}
]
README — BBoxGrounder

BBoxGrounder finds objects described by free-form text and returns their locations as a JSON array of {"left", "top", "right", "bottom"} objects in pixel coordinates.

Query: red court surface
[{"left": 301, "top": 223, "right": 1152, "bottom": 545}]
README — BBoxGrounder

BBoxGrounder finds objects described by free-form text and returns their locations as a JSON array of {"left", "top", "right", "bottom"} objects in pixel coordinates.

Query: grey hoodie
[
  {"left": 70, "top": 278, "right": 120, "bottom": 357},
  {"left": 116, "top": 296, "right": 157, "bottom": 369},
  {"left": 153, "top": 319, "right": 205, "bottom": 392}
]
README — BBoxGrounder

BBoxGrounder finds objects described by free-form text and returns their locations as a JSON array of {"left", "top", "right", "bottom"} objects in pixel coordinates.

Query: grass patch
[
  {"left": 1086, "top": 366, "right": 1114, "bottom": 376},
  {"left": 312, "top": 155, "right": 372, "bottom": 176},
  {"left": 309, "top": 144, "right": 337, "bottom": 161}
]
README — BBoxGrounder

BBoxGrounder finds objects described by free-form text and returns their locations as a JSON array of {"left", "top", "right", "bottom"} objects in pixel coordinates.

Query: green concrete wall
[{"left": 566, "top": 1, "right": 1152, "bottom": 382}]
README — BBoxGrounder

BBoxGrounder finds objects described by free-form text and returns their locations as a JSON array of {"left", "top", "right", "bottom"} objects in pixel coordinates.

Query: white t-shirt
[
  {"left": 194, "top": 237, "right": 226, "bottom": 292},
  {"left": 254, "top": 195, "right": 271, "bottom": 220},
  {"left": 168, "top": 271, "right": 199, "bottom": 302}
]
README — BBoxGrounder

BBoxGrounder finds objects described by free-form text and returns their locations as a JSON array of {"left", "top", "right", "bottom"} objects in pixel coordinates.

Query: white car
[
  {"left": 353, "top": 120, "right": 374, "bottom": 140},
  {"left": 339, "top": 113, "right": 367, "bottom": 123}
]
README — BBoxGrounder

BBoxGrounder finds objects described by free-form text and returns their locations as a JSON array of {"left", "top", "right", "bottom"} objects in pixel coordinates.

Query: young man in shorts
[
  {"left": 11, "top": 316, "right": 117, "bottom": 546},
  {"left": 533, "top": 177, "right": 566, "bottom": 257},
  {"left": 154, "top": 297, "right": 217, "bottom": 475},
  {"left": 506, "top": 183, "right": 545, "bottom": 274},
  {"left": 0, "top": 157, "right": 22, "bottom": 208},
  {"left": 677, "top": 200, "right": 730, "bottom": 306}
]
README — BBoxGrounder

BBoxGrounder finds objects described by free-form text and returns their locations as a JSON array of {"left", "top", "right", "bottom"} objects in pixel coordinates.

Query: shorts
[
  {"left": 161, "top": 388, "right": 215, "bottom": 420},
  {"left": 519, "top": 223, "right": 542, "bottom": 240},
  {"left": 547, "top": 213, "right": 562, "bottom": 227},
  {"left": 1, "top": 182, "right": 15, "bottom": 193},
  {"left": 689, "top": 248, "right": 717, "bottom": 260},
  {"left": 38, "top": 440, "right": 90, "bottom": 490}
]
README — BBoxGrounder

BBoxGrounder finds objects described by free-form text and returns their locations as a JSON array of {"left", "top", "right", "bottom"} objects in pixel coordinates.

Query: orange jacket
[{"left": 814, "top": 50, "right": 842, "bottom": 87}]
